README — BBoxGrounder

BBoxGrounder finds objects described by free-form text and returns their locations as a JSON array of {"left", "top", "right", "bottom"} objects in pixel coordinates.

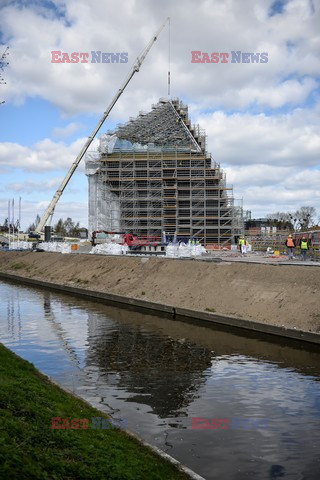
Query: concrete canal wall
[{"left": 0, "top": 251, "right": 319, "bottom": 343}]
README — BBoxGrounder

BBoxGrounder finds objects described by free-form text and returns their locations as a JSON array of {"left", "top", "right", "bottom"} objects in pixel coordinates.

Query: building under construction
[{"left": 85, "top": 98, "right": 242, "bottom": 246}]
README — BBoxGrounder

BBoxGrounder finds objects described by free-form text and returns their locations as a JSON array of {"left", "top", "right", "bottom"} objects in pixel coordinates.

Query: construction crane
[{"left": 35, "top": 17, "right": 170, "bottom": 234}]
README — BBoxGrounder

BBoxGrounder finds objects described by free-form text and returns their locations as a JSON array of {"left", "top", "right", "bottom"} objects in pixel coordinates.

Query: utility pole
[{"left": 0, "top": 47, "right": 9, "bottom": 105}]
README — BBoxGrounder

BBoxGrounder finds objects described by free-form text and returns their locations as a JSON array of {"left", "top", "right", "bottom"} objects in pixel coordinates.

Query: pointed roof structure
[{"left": 106, "top": 98, "right": 206, "bottom": 153}]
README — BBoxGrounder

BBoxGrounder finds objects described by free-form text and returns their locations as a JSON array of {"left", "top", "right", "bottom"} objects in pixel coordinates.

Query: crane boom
[{"left": 35, "top": 17, "right": 170, "bottom": 233}]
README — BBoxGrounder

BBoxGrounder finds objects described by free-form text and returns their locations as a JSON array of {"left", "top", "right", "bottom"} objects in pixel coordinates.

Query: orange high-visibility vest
[{"left": 287, "top": 238, "right": 294, "bottom": 247}]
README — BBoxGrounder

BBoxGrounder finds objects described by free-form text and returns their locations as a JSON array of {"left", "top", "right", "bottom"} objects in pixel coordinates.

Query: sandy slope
[{"left": 0, "top": 251, "right": 319, "bottom": 334}]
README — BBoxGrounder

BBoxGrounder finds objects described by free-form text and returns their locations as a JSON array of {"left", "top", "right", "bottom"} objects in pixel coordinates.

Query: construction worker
[
  {"left": 285, "top": 234, "right": 296, "bottom": 260},
  {"left": 238, "top": 236, "right": 246, "bottom": 256},
  {"left": 299, "top": 236, "right": 309, "bottom": 261},
  {"left": 245, "top": 238, "right": 250, "bottom": 254}
]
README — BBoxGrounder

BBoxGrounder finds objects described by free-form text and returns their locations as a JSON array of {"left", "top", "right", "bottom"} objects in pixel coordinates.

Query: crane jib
[{"left": 35, "top": 17, "right": 170, "bottom": 233}]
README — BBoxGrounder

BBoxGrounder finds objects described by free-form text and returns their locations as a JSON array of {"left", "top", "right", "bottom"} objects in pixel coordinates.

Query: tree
[
  {"left": 63, "top": 217, "right": 76, "bottom": 236},
  {"left": 267, "top": 206, "right": 317, "bottom": 231},
  {"left": 66, "top": 218, "right": 81, "bottom": 237},
  {"left": 293, "top": 206, "right": 316, "bottom": 230},
  {"left": 27, "top": 214, "right": 41, "bottom": 232},
  {"left": 54, "top": 218, "right": 65, "bottom": 236},
  {"left": 53, "top": 217, "right": 81, "bottom": 237},
  {"left": 0, "top": 217, "right": 9, "bottom": 232},
  {"left": 70, "top": 221, "right": 80, "bottom": 237}
]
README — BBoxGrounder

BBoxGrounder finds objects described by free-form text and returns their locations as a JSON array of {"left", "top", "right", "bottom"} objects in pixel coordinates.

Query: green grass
[
  {"left": 11, "top": 262, "right": 28, "bottom": 270},
  {"left": 0, "top": 344, "right": 189, "bottom": 480}
]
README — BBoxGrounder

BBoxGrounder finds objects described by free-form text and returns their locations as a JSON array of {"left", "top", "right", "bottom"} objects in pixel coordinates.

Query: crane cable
[{"left": 168, "top": 17, "right": 171, "bottom": 96}]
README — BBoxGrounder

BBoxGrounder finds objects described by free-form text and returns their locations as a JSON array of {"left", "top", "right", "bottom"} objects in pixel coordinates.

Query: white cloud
[
  {"left": 224, "top": 165, "right": 295, "bottom": 187},
  {"left": 52, "top": 122, "right": 82, "bottom": 138},
  {"left": 197, "top": 107, "right": 320, "bottom": 168},
  {"left": 198, "top": 106, "right": 320, "bottom": 216},
  {"left": 1, "top": 0, "right": 319, "bottom": 116},
  {"left": 285, "top": 169, "right": 320, "bottom": 189},
  {"left": 242, "top": 184, "right": 320, "bottom": 211},
  {"left": 0, "top": 198, "right": 88, "bottom": 230},
  {"left": 0, "top": 137, "right": 87, "bottom": 171},
  {"left": 224, "top": 165, "right": 320, "bottom": 218},
  {"left": 6, "top": 178, "right": 63, "bottom": 193}
]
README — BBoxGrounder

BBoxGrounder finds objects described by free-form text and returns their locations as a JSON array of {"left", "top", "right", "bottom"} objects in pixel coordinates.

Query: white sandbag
[
  {"left": 8, "top": 241, "right": 32, "bottom": 250},
  {"left": 90, "top": 242, "right": 125, "bottom": 255}
]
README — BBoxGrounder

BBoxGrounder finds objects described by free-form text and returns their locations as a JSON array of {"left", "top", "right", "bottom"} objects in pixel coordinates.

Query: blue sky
[{"left": 0, "top": 0, "right": 319, "bottom": 229}]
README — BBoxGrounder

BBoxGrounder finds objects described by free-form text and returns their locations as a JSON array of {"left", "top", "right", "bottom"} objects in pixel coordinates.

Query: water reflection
[
  {"left": 43, "top": 293, "right": 82, "bottom": 368},
  {"left": 0, "top": 280, "right": 320, "bottom": 480},
  {"left": 87, "top": 318, "right": 212, "bottom": 417}
]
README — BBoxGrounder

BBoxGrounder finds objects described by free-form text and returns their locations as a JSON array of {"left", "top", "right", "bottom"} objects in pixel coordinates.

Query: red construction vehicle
[{"left": 91, "top": 231, "right": 161, "bottom": 251}]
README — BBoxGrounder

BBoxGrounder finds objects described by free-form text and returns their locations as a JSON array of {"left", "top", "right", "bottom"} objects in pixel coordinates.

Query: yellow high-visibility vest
[{"left": 300, "top": 240, "right": 308, "bottom": 250}]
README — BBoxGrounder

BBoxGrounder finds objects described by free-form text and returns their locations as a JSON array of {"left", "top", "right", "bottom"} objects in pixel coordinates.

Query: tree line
[
  {"left": 27, "top": 215, "right": 85, "bottom": 237},
  {"left": 1, "top": 206, "right": 319, "bottom": 236},
  {"left": 265, "top": 206, "right": 318, "bottom": 231},
  {"left": 244, "top": 206, "right": 319, "bottom": 231},
  {"left": 0, "top": 216, "right": 86, "bottom": 237}
]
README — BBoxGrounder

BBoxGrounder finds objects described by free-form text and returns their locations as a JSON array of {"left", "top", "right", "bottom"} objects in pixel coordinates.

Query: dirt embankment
[{"left": 0, "top": 251, "right": 319, "bottom": 334}]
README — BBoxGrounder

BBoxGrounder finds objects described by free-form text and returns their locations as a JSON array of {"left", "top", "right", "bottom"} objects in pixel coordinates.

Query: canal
[{"left": 0, "top": 279, "right": 319, "bottom": 479}]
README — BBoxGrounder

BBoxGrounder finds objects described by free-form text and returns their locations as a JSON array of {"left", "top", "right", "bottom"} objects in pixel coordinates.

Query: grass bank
[{"left": 0, "top": 344, "right": 189, "bottom": 479}]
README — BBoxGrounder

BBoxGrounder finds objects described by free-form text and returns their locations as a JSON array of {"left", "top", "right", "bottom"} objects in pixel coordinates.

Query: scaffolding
[{"left": 86, "top": 98, "right": 242, "bottom": 246}]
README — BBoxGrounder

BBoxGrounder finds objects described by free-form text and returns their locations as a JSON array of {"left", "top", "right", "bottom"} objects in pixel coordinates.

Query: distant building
[
  {"left": 245, "top": 218, "right": 279, "bottom": 235},
  {"left": 79, "top": 229, "right": 88, "bottom": 239}
]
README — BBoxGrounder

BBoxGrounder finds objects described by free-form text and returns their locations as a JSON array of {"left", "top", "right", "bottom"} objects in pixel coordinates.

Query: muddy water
[{"left": 0, "top": 279, "right": 320, "bottom": 479}]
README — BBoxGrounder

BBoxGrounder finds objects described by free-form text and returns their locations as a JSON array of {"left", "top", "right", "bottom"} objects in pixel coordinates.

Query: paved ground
[
  {"left": 75, "top": 244, "right": 319, "bottom": 267},
  {"left": 2, "top": 244, "right": 319, "bottom": 267},
  {"left": 201, "top": 251, "right": 320, "bottom": 267}
]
